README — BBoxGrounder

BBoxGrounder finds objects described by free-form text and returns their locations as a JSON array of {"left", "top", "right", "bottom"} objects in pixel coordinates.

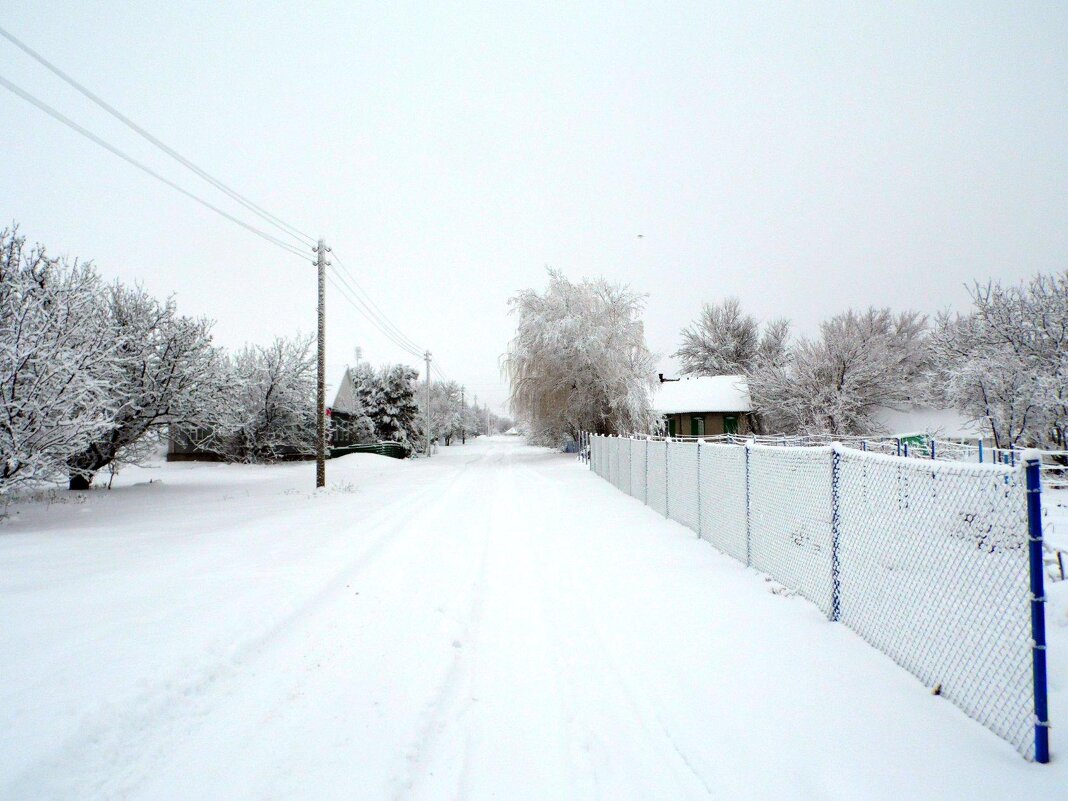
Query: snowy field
[{"left": 1, "top": 437, "right": 1065, "bottom": 800}]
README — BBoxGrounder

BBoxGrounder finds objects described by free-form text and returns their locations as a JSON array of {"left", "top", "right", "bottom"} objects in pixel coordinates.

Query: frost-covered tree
[
  {"left": 504, "top": 270, "right": 656, "bottom": 443},
  {"left": 209, "top": 334, "right": 317, "bottom": 462},
  {"left": 675, "top": 298, "right": 791, "bottom": 381},
  {"left": 750, "top": 307, "right": 928, "bottom": 435},
  {"left": 369, "top": 364, "right": 421, "bottom": 453},
  {"left": 0, "top": 228, "right": 115, "bottom": 492},
  {"left": 930, "top": 273, "right": 1068, "bottom": 449},
  {"left": 416, "top": 379, "right": 465, "bottom": 445},
  {"left": 67, "top": 282, "right": 225, "bottom": 489},
  {"left": 675, "top": 298, "right": 760, "bottom": 375}
]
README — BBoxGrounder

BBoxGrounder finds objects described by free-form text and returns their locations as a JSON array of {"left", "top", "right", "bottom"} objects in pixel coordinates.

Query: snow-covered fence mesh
[
  {"left": 629, "top": 437, "right": 647, "bottom": 503},
  {"left": 586, "top": 433, "right": 1050, "bottom": 761},
  {"left": 698, "top": 444, "right": 747, "bottom": 561},
  {"left": 748, "top": 445, "right": 834, "bottom": 617},
  {"left": 666, "top": 440, "right": 699, "bottom": 532},
  {"left": 646, "top": 439, "right": 667, "bottom": 517},
  {"left": 836, "top": 449, "right": 1034, "bottom": 757},
  {"left": 617, "top": 436, "right": 632, "bottom": 496},
  {"left": 607, "top": 437, "right": 619, "bottom": 489}
]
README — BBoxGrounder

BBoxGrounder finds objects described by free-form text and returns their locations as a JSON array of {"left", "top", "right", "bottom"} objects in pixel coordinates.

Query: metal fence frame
[{"left": 584, "top": 433, "right": 1051, "bottom": 762}]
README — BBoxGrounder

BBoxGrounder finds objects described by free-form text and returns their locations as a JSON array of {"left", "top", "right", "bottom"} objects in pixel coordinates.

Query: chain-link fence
[{"left": 586, "top": 433, "right": 1051, "bottom": 762}]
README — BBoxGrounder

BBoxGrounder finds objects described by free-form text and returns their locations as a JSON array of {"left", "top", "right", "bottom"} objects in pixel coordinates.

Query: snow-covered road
[{"left": 1, "top": 437, "right": 1065, "bottom": 800}]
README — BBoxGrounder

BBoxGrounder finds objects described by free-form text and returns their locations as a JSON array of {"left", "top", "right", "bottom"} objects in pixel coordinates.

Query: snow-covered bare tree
[
  {"left": 209, "top": 334, "right": 317, "bottom": 462},
  {"left": 749, "top": 307, "right": 928, "bottom": 435},
  {"left": 504, "top": 270, "right": 656, "bottom": 443},
  {"left": 930, "top": 272, "right": 1068, "bottom": 449},
  {"left": 416, "top": 379, "right": 465, "bottom": 445},
  {"left": 928, "top": 312, "right": 1033, "bottom": 448},
  {"left": 67, "top": 282, "right": 225, "bottom": 489},
  {"left": 675, "top": 298, "right": 760, "bottom": 375},
  {"left": 0, "top": 228, "right": 115, "bottom": 492}
]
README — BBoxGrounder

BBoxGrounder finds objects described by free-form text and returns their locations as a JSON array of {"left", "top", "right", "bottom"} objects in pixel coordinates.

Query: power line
[
  {"left": 0, "top": 25, "right": 315, "bottom": 249},
  {"left": 0, "top": 33, "right": 465, "bottom": 392},
  {"left": 327, "top": 262, "right": 423, "bottom": 355},
  {"left": 325, "top": 270, "right": 423, "bottom": 359},
  {"left": 331, "top": 253, "right": 425, "bottom": 355},
  {"left": 0, "top": 73, "right": 310, "bottom": 262}
]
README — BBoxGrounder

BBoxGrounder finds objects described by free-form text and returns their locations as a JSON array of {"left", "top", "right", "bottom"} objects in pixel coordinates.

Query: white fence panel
[
  {"left": 698, "top": 443, "right": 747, "bottom": 561},
  {"left": 629, "top": 438, "right": 647, "bottom": 503},
  {"left": 837, "top": 450, "right": 1033, "bottom": 757},
  {"left": 666, "top": 440, "right": 699, "bottom": 533},
  {"left": 748, "top": 445, "right": 834, "bottom": 616},
  {"left": 646, "top": 439, "right": 668, "bottom": 517}
]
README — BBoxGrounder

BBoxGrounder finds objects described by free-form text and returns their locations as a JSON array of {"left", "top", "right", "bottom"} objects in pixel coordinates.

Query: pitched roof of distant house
[
  {"left": 653, "top": 375, "right": 752, "bottom": 414},
  {"left": 331, "top": 368, "right": 358, "bottom": 414}
]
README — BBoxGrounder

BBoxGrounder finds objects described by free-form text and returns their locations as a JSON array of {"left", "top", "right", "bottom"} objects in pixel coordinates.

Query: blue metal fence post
[
  {"left": 1025, "top": 453, "right": 1051, "bottom": 763},
  {"left": 978, "top": 440, "right": 984, "bottom": 463},
  {"left": 831, "top": 446, "right": 842, "bottom": 622},
  {"left": 896, "top": 437, "right": 901, "bottom": 456},
  {"left": 744, "top": 441, "right": 752, "bottom": 567},
  {"left": 930, "top": 438, "right": 936, "bottom": 460},
  {"left": 696, "top": 439, "right": 702, "bottom": 539}
]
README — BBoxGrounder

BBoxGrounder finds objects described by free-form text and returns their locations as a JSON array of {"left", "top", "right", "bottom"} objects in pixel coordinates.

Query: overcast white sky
[{"left": 3, "top": 2, "right": 1067, "bottom": 411}]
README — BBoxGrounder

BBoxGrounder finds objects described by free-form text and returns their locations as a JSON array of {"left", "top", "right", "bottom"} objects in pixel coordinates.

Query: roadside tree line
[
  {"left": 0, "top": 226, "right": 325, "bottom": 493},
  {"left": 0, "top": 227, "right": 511, "bottom": 494}
]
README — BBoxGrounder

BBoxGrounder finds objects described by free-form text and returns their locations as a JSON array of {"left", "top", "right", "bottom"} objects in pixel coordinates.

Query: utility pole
[
  {"left": 424, "top": 350, "right": 432, "bottom": 457},
  {"left": 314, "top": 238, "right": 330, "bottom": 488},
  {"left": 461, "top": 386, "right": 466, "bottom": 444}
]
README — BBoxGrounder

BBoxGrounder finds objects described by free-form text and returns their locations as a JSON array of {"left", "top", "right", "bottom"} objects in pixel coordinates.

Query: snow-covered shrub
[{"left": 504, "top": 270, "right": 656, "bottom": 444}]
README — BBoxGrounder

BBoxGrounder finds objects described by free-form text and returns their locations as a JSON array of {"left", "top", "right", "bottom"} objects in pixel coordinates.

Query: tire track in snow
[{"left": 7, "top": 460, "right": 476, "bottom": 801}]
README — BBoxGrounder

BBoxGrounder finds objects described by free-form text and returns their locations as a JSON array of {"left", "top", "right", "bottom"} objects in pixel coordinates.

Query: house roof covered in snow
[{"left": 652, "top": 375, "right": 752, "bottom": 414}]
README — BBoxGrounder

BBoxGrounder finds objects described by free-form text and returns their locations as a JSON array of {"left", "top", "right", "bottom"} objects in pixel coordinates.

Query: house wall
[{"left": 664, "top": 411, "right": 751, "bottom": 437}]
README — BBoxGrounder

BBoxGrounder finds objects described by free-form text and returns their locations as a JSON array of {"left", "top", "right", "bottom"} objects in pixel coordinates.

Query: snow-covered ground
[{"left": 1, "top": 436, "right": 1065, "bottom": 800}]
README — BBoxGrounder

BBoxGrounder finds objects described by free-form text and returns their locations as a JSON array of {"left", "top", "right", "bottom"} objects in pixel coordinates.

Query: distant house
[
  {"left": 653, "top": 374, "right": 753, "bottom": 437},
  {"left": 329, "top": 367, "right": 368, "bottom": 448}
]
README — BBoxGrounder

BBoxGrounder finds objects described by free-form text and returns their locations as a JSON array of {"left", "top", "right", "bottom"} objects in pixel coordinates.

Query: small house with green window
[{"left": 654, "top": 374, "right": 753, "bottom": 437}]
